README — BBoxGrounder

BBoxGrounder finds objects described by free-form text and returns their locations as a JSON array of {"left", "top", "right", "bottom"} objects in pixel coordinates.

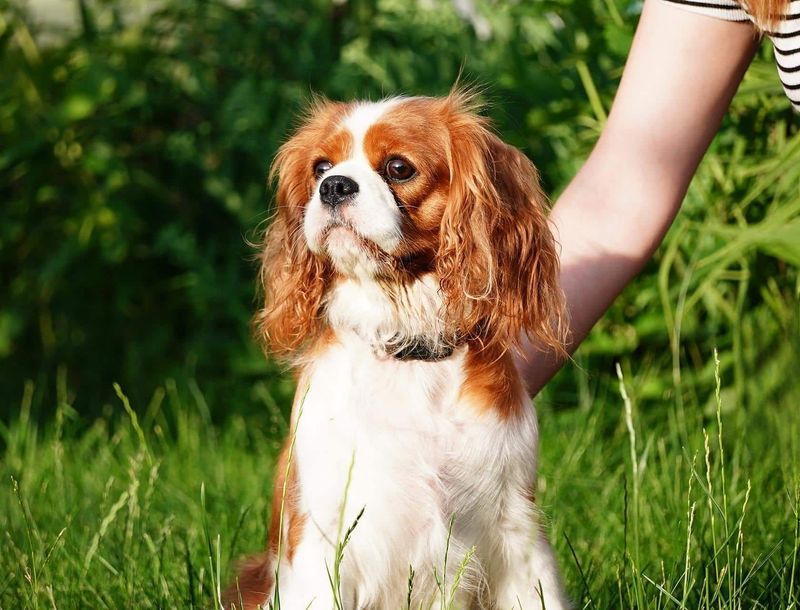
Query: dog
[{"left": 223, "top": 90, "right": 570, "bottom": 610}]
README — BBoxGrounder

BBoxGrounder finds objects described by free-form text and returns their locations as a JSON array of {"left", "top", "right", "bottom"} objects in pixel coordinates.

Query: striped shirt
[{"left": 663, "top": 0, "right": 800, "bottom": 112}]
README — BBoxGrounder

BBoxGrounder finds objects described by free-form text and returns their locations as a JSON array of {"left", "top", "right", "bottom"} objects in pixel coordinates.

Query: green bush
[{"left": 0, "top": 0, "right": 797, "bottom": 420}]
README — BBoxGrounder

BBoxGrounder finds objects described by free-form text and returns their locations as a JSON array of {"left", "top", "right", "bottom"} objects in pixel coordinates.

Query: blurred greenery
[
  {"left": 0, "top": 0, "right": 798, "bottom": 421},
  {"left": 1, "top": 1, "right": 799, "bottom": 608}
]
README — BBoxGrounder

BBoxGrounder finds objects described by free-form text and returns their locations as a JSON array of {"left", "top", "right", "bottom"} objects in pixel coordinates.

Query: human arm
[{"left": 518, "top": 0, "right": 759, "bottom": 394}]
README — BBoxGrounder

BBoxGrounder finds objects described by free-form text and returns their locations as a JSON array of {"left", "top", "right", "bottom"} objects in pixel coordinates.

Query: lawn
[{"left": 2, "top": 353, "right": 798, "bottom": 609}]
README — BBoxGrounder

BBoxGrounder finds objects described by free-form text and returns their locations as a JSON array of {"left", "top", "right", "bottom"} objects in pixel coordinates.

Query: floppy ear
[
  {"left": 437, "top": 98, "right": 566, "bottom": 355},
  {"left": 253, "top": 106, "right": 334, "bottom": 360}
]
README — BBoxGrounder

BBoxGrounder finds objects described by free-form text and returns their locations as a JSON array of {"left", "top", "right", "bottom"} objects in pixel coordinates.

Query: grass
[{"left": 1, "top": 347, "right": 798, "bottom": 610}]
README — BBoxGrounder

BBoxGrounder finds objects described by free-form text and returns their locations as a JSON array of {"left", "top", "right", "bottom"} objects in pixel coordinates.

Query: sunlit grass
[{"left": 2, "top": 342, "right": 798, "bottom": 609}]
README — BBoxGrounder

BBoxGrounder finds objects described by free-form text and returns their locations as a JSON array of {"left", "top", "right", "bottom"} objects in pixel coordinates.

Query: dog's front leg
[
  {"left": 493, "top": 527, "right": 570, "bottom": 610},
  {"left": 272, "top": 539, "right": 342, "bottom": 609}
]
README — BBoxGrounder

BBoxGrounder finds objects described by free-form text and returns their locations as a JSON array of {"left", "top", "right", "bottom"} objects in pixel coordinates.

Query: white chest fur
[
  {"left": 267, "top": 275, "right": 570, "bottom": 609},
  {"left": 281, "top": 331, "right": 541, "bottom": 607}
]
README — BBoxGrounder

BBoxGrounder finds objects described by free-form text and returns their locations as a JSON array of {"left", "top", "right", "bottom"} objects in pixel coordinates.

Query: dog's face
[
  {"left": 272, "top": 97, "right": 456, "bottom": 282},
  {"left": 257, "top": 91, "right": 565, "bottom": 358},
  {"left": 300, "top": 97, "right": 455, "bottom": 280}
]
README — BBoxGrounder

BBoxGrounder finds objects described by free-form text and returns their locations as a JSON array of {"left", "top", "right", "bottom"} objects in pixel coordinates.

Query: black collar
[{"left": 385, "top": 335, "right": 456, "bottom": 362}]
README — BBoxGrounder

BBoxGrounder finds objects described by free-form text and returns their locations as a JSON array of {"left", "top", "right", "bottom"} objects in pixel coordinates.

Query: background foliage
[
  {"left": 1, "top": 0, "right": 799, "bottom": 608},
  {"left": 2, "top": 0, "right": 797, "bottom": 416}
]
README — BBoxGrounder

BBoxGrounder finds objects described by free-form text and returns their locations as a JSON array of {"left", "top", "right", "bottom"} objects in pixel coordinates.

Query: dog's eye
[
  {"left": 385, "top": 158, "right": 416, "bottom": 183},
  {"left": 314, "top": 160, "right": 333, "bottom": 178}
]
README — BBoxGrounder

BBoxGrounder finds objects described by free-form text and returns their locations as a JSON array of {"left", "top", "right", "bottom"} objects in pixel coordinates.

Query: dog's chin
[{"left": 321, "top": 226, "right": 385, "bottom": 279}]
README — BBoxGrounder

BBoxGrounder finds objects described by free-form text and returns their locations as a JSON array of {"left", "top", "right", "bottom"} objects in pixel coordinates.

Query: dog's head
[{"left": 255, "top": 90, "right": 565, "bottom": 359}]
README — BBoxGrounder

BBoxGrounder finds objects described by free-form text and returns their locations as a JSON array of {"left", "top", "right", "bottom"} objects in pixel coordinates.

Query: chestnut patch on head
[
  {"left": 362, "top": 101, "right": 452, "bottom": 264},
  {"left": 314, "top": 127, "right": 352, "bottom": 178}
]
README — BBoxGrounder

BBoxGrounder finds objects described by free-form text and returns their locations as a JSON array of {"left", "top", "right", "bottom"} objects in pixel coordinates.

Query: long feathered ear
[
  {"left": 437, "top": 93, "right": 567, "bottom": 356},
  {"left": 253, "top": 100, "right": 339, "bottom": 360}
]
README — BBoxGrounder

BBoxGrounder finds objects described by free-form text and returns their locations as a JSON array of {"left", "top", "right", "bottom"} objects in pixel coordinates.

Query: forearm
[
  {"left": 518, "top": 0, "right": 758, "bottom": 395},
  {"left": 517, "top": 144, "right": 688, "bottom": 392}
]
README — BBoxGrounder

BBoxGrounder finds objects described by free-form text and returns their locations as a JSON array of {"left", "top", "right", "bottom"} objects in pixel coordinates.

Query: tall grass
[{"left": 1, "top": 338, "right": 797, "bottom": 609}]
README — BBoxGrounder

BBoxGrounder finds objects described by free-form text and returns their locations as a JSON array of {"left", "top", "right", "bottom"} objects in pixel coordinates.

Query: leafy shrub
[{"left": 0, "top": 0, "right": 797, "bottom": 419}]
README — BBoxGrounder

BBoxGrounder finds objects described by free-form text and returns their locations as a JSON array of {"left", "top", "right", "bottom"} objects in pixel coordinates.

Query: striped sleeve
[
  {"left": 769, "top": 1, "right": 800, "bottom": 110},
  {"left": 660, "top": 0, "right": 750, "bottom": 22},
  {"left": 661, "top": 0, "right": 800, "bottom": 112}
]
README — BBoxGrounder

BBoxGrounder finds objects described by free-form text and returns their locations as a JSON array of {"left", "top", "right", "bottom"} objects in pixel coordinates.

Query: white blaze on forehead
[
  {"left": 340, "top": 98, "right": 406, "bottom": 160},
  {"left": 303, "top": 97, "right": 410, "bottom": 274}
]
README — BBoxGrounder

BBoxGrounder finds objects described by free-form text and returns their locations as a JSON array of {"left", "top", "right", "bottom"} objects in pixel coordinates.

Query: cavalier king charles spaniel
[{"left": 223, "top": 90, "right": 570, "bottom": 610}]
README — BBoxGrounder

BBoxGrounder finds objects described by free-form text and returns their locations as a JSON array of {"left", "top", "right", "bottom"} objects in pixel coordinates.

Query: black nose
[{"left": 319, "top": 175, "right": 359, "bottom": 208}]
